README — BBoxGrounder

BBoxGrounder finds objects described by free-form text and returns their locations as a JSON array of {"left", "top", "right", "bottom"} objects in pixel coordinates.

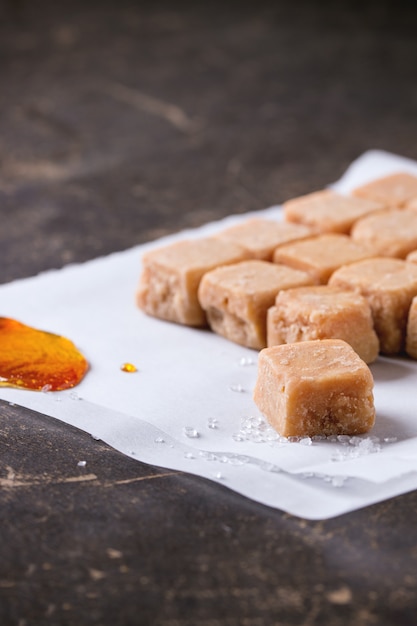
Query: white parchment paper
[{"left": 2, "top": 150, "right": 417, "bottom": 519}]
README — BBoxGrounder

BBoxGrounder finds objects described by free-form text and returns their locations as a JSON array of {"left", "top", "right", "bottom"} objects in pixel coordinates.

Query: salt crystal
[
  {"left": 154, "top": 437, "right": 165, "bottom": 444},
  {"left": 337, "top": 435, "right": 351, "bottom": 444},
  {"left": 77, "top": 460, "right": 86, "bottom": 467},
  {"left": 184, "top": 452, "right": 195, "bottom": 460},
  {"left": 384, "top": 437, "right": 398, "bottom": 443},
  {"left": 91, "top": 434, "right": 101, "bottom": 441},
  {"left": 331, "top": 475, "right": 347, "bottom": 488},
  {"left": 299, "top": 437, "right": 312, "bottom": 446},
  {"left": 207, "top": 418, "right": 219, "bottom": 429},
  {"left": 199, "top": 451, "right": 217, "bottom": 461},
  {"left": 213, "top": 472, "right": 225, "bottom": 480},
  {"left": 312, "top": 435, "right": 326, "bottom": 442},
  {"left": 183, "top": 426, "right": 200, "bottom": 439},
  {"left": 229, "top": 384, "right": 246, "bottom": 393},
  {"left": 239, "top": 357, "right": 255, "bottom": 366},
  {"left": 41, "top": 384, "right": 52, "bottom": 393},
  {"left": 69, "top": 391, "right": 81, "bottom": 401},
  {"left": 8, "top": 402, "right": 16, "bottom": 407}
]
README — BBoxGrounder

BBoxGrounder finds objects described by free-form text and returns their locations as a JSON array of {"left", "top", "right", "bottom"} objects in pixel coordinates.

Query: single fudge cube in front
[
  {"left": 352, "top": 172, "right": 417, "bottom": 208},
  {"left": 198, "top": 260, "right": 315, "bottom": 349},
  {"left": 215, "top": 218, "right": 313, "bottom": 261},
  {"left": 329, "top": 257, "right": 417, "bottom": 354},
  {"left": 267, "top": 285, "right": 379, "bottom": 363},
  {"left": 283, "top": 189, "right": 385, "bottom": 234},
  {"left": 137, "top": 238, "right": 250, "bottom": 326},
  {"left": 351, "top": 208, "right": 417, "bottom": 258},
  {"left": 253, "top": 339, "right": 375, "bottom": 438},
  {"left": 273, "top": 233, "right": 374, "bottom": 284},
  {"left": 406, "top": 295, "right": 417, "bottom": 359}
]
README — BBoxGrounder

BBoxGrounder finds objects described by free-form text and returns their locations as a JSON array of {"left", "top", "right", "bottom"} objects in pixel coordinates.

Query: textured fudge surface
[
  {"left": 284, "top": 189, "right": 385, "bottom": 234},
  {"left": 267, "top": 285, "right": 379, "bottom": 363},
  {"left": 351, "top": 208, "right": 417, "bottom": 258},
  {"left": 198, "top": 260, "right": 314, "bottom": 348},
  {"left": 137, "top": 238, "right": 249, "bottom": 326},
  {"left": 330, "top": 257, "right": 417, "bottom": 354},
  {"left": 215, "top": 218, "right": 313, "bottom": 260},
  {"left": 353, "top": 173, "right": 417, "bottom": 207},
  {"left": 273, "top": 233, "right": 374, "bottom": 284}
]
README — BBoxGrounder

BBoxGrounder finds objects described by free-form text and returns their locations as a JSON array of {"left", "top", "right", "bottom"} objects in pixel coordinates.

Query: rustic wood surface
[{"left": 1, "top": 1, "right": 417, "bottom": 624}]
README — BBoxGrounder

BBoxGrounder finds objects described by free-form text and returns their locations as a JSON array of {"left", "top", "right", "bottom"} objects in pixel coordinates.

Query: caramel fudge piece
[
  {"left": 273, "top": 233, "right": 374, "bottom": 284},
  {"left": 406, "top": 296, "right": 417, "bottom": 359},
  {"left": 137, "top": 238, "right": 250, "bottom": 326},
  {"left": 267, "top": 285, "right": 379, "bottom": 363},
  {"left": 215, "top": 218, "right": 312, "bottom": 261},
  {"left": 353, "top": 172, "right": 417, "bottom": 208},
  {"left": 284, "top": 189, "right": 384, "bottom": 234},
  {"left": 329, "top": 257, "right": 417, "bottom": 354},
  {"left": 351, "top": 208, "right": 417, "bottom": 258},
  {"left": 198, "top": 260, "right": 315, "bottom": 349},
  {"left": 253, "top": 339, "right": 375, "bottom": 438}
]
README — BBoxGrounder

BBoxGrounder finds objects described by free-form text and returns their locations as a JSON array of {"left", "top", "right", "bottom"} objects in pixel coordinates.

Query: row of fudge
[{"left": 137, "top": 172, "right": 417, "bottom": 364}]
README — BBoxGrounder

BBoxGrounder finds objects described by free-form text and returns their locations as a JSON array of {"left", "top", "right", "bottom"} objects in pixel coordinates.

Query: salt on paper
[{"left": 1, "top": 151, "right": 417, "bottom": 519}]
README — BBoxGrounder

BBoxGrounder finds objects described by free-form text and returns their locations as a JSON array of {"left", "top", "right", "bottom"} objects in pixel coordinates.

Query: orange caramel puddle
[{"left": 0, "top": 317, "right": 89, "bottom": 391}]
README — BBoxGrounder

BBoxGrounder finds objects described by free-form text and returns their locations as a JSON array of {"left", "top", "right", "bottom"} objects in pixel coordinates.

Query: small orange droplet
[
  {"left": 0, "top": 317, "right": 88, "bottom": 391},
  {"left": 121, "top": 363, "right": 138, "bottom": 373}
]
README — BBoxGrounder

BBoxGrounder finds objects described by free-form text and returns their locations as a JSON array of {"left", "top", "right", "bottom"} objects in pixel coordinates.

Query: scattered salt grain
[
  {"left": 384, "top": 437, "right": 398, "bottom": 444},
  {"left": 207, "top": 418, "right": 219, "bottom": 430},
  {"left": 77, "top": 460, "right": 86, "bottom": 467},
  {"left": 69, "top": 391, "right": 81, "bottom": 401},
  {"left": 154, "top": 436, "right": 165, "bottom": 444},
  {"left": 41, "top": 384, "right": 52, "bottom": 393},
  {"left": 299, "top": 437, "right": 312, "bottom": 446},
  {"left": 239, "top": 357, "right": 255, "bottom": 367},
  {"left": 213, "top": 472, "right": 225, "bottom": 480},
  {"left": 199, "top": 451, "right": 217, "bottom": 461},
  {"left": 183, "top": 426, "right": 200, "bottom": 439},
  {"left": 233, "top": 415, "right": 280, "bottom": 444},
  {"left": 229, "top": 384, "right": 246, "bottom": 393},
  {"left": 184, "top": 452, "right": 195, "bottom": 460}
]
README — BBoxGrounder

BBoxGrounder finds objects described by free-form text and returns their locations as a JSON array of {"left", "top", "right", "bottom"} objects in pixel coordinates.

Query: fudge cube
[
  {"left": 284, "top": 189, "right": 385, "bottom": 234},
  {"left": 215, "top": 218, "right": 313, "bottom": 261},
  {"left": 406, "top": 296, "right": 417, "bottom": 359},
  {"left": 267, "top": 285, "right": 379, "bottom": 363},
  {"left": 253, "top": 339, "right": 375, "bottom": 438},
  {"left": 352, "top": 172, "right": 417, "bottom": 208},
  {"left": 273, "top": 233, "right": 374, "bottom": 284},
  {"left": 137, "top": 238, "right": 250, "bottom": 326},
  {"left": 329, "top": 257, "right": 417, "bottom": 354},
  {"left": 351, "top": 208, "right": 417, "bottom": 258},
  {"left": 198, "top": 260, "right": 315, "bottom": 349}
]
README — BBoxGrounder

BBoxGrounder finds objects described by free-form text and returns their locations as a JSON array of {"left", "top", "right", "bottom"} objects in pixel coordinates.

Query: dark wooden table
[{"left": 1, "top": 1, "right": 417, "bottom": 624}]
